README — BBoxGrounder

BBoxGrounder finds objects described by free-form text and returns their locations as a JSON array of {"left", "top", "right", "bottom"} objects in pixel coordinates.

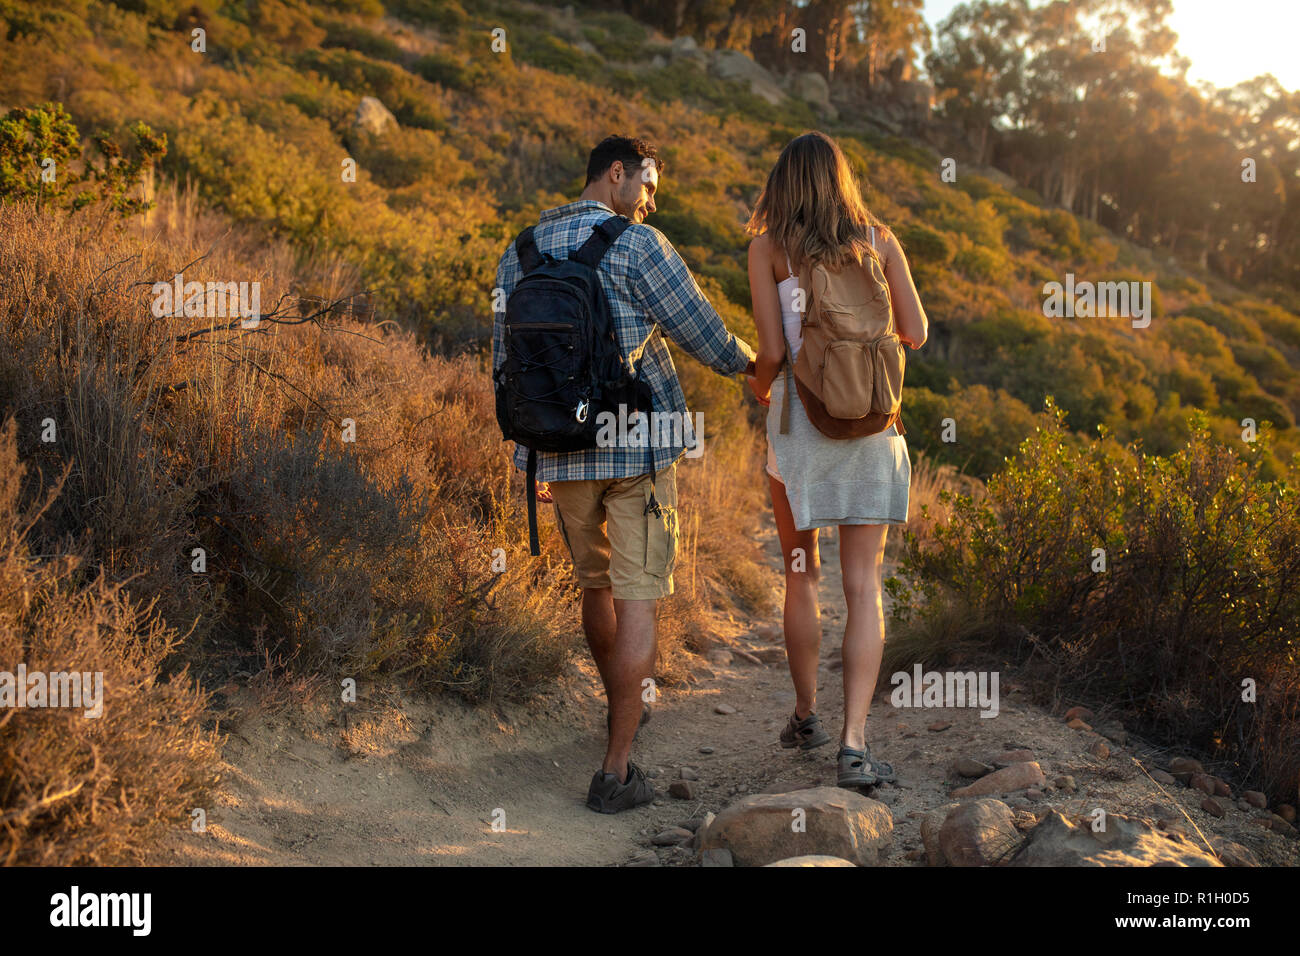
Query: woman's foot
[
  {"left": 779, "top": 711, "right": 832, "bottom": 750},
  {"left": 837, "top": 743, "right": 895, "bottom": 788},
  {"left": 837, "top": 746, "right": 877, "bottom": 788}
]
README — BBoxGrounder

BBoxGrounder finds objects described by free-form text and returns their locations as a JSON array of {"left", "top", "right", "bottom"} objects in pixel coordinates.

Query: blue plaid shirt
[{"left": 493, "top": 199, "right": 755, "bottom": 482}]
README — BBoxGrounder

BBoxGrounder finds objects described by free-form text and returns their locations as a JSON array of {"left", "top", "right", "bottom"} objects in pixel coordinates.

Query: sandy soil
[{"left": 150, "top": 519, "right": 1299, "bottom": 867}]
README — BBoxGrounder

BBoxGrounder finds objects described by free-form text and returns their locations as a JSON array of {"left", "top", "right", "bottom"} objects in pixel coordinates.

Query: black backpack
[{"left": 494, "top": 215, "right": 657, "bottom": 555}]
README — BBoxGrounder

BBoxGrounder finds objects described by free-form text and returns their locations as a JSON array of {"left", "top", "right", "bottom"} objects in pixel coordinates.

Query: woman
[{"left": 745, "top": 131, "right": 928, "bottom": 789}]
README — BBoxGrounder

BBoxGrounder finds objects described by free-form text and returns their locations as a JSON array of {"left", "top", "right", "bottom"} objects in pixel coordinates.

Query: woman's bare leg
[
  {"left": 768, "top": 473, "right": 820, "bottom": 718},
  {"left": 838, "top": 523, "right": 888, "bottom": 750}
]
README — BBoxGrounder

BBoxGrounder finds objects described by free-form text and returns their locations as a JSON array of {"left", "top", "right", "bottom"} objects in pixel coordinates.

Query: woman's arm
[
  {"left": 747, "top": 234, "right": 786, "bottom": 401},
  {"left": 879, "top": 228, "right": 928, "bottom": 349}
]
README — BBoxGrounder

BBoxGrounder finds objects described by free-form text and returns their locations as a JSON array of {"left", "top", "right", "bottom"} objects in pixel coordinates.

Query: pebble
[
  {"left": 1088, "top": 739, "right": 1110, "bottom": 760},
  {"left": 1277, "top": 805, "right": 1296, "bottom": 823},
  {"left": 651, "top": 827, "right": 693, "bottom": 847},
  {"left": 1190, "top": 773, "right": 1216, "bottom": 796},
  {"left": 1024, "top": 788, "right": 1044, "bottom": 801},
  {"left": 1201, "top": 797, "right": 1226, "bottom": 818},
  {"left": 1098, "top": 723, "right": 1128, "bottom": 745},
  {"left": 714, "top": 703, "right": 737, "bottom": 715},
  {"left": 928, "top": 720, "right": 952, "bottom": 732},
  {"left": 1063, "top": 706, "right": 1094, "bottom": 721},
  {"left": 668, "top": 780, "right": 697, "bottom": 800},
  {"left": 700, "top": 848, "right": 733, "bottom": 867},
  {"left": 1150, "top": 769, "right": 1177, "bottom": 785},
  {"left": 1243, "top": 790, "right": 1267, "bottom": 809},
  {"left": 955, "top": 757, "right": 994, "bottom": 778},
  {"left": 626, "top": 850, "right": 659, "bottom": 867},
  {"left": 1066, "top": 718, "right": 1092, "bottom": 731},
  {"left": 699, "top": 746, "right": 715, "bottom": 754},
  {"left": 679, "top": 767, "right": 699, "bottom": 781}
]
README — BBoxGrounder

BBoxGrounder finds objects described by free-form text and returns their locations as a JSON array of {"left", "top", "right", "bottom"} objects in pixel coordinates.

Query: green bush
[
  {"left": 413, "top": 51, "right": 490, "bottom": 91},
  {"left": 322, "top": 19, "right": 406, "bottom": 62},
  {"left": 897, "top": 223, "right": 954, "bottom": 266},
  {"left": 296, "top": 48, "right": 446, "bottom": 129},
  {"left": 891, "top": 403, "right": 1300, "bottom": 803},
  {"left": 581, "top": 12, "right": 649, "bottom": 61},
  {"left": 512, "top": 33, "right": 603, "bottom": 78},
  {"left": 0, "top": 102, "right": 165, "bottom": 215},
  {"left": 1182, "top": 302, "right": 1263, "bottom": 342},
  {"left": 953, "top": 243, "right": 1007, "bottom": 282},
  {"left": 383, "top": 0, "right": 468, "bottom": 31}
]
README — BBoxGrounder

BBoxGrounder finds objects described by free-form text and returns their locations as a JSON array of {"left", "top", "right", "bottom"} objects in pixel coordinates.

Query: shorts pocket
[{"left": 644, "top": 487, "right": 678, "bottom": 578}]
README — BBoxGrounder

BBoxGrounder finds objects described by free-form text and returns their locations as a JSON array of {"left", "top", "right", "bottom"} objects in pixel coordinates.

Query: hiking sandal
[
  {"left": 837, "top": 746, "right": 878, "bottom": 789},
  {"left": 780, "top": 711, "right": 832, "bottom": 751},
  {"left": 862, "top": 744, "right": 896, "bottom": 784}
]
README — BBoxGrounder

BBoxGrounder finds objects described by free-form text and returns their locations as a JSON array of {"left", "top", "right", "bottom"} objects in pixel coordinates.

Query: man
[{"left": 493, "top": 136, "right": 755, "bottom": 813}]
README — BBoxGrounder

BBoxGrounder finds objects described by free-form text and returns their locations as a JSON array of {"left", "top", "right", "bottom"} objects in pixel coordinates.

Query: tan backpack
[{"left": 779, "top": 227, "right": 906, "bottom": 440}]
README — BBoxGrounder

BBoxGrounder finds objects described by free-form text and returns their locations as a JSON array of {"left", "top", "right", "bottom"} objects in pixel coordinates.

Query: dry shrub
[
  {"left": 0, "top": 196, "right": 768, "bottom": 711},
  {"left": 0, "top": 419, "right": 220, "bottom": 865},
  {"left": 890, "top": 451, "right": 985, "bottom": 561},
  {"left": 0, "top": 196, "right": 583, "bottom": 703}
]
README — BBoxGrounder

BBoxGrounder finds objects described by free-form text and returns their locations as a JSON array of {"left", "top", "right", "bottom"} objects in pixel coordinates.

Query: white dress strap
[
  {"left": 784, "top": 251, "right": 795, "bottom": 279},
  {"left": 869, "top": 225, "right": 876, "bottom": 249}
]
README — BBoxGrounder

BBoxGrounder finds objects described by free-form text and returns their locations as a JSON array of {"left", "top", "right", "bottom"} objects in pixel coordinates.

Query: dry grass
[
  {"left": 0, "top": 419, "right": 221, "bottom": 865},
  {"left": 0, "top": 194, "right": 774, "bottom": 861}
]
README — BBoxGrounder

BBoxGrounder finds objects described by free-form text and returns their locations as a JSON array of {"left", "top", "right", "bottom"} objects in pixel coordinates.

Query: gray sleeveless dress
[{"left": 765, "top": 235, "right": 911, "bottom": 532}]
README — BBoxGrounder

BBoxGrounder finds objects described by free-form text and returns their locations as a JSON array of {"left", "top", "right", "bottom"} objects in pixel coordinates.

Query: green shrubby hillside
[{"left": 5, "top": 0, "right": 1296, "bottom": 477}]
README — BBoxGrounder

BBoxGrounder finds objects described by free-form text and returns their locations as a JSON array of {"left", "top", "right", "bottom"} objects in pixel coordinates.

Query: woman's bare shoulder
[{"left": 875, "top": 223, "right": 903, "bottom": 264}]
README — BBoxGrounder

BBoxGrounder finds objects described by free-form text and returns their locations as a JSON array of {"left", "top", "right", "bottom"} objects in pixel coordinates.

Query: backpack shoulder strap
[
  {"left": 572, "top": 215, "right": 632, "bottom": 268},
  {"left": 515, "top": 226, "right": 543, "bottom": 274}
]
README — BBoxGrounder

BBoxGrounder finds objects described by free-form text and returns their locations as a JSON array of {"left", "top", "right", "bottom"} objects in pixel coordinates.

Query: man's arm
[
  {"left": 629, "top": 226, "right": 755, "bottom": 375},
  {"left": 492, "top": 242, "right": 522, "bottom": 374}
]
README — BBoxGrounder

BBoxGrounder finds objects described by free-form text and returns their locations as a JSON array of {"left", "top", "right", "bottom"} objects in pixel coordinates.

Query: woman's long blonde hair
[{"left": 745, "top": 131, "right": 882, "bottom": 272}]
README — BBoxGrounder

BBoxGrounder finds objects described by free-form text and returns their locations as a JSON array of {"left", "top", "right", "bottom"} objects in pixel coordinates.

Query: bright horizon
[{"left": 919, "top": 0, "right": 1300, "bottom": 92}]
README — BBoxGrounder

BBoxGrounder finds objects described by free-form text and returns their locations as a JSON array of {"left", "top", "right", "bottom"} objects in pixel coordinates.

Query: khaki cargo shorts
[{"left": 549, "top": 465, "right": 678, "bottom": 601}]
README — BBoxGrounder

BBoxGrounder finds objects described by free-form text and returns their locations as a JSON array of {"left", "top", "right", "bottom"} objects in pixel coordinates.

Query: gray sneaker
[
  {"left": 586, "top": 760, "right": 655, "bottom": 814},
  {"left": 780, "top": 711, "right": 832, "bottom": 751}
]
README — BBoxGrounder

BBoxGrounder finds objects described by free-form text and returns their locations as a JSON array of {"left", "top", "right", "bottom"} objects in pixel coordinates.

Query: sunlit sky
[{"left": 919, "top": 0, "right": 1300, "bottom": 92}]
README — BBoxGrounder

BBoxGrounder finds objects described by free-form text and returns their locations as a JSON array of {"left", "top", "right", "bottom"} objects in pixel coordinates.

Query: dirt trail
[{"left": 152, "top": 518, "right": 1299, "bottom": 867}]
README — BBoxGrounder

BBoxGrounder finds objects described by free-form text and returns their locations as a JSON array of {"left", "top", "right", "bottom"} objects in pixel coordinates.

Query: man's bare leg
[
  {"left": 602, "top": 597, "right": 656, "bottom": 781},
  {"left": 579, "top": 586, "right": 617, "bottom": 685}
]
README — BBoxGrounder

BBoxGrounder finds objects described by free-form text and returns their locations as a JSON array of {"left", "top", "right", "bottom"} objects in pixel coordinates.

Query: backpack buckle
[{"left": 575, "top": 399, "right": 589, "bottom": 423}]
